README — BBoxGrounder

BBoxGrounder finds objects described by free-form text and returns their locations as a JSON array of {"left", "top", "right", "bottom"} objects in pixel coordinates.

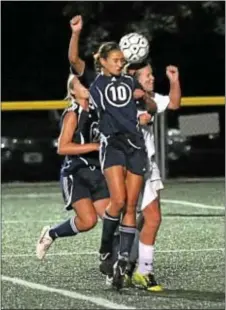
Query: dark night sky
[{"left": 2, "top": 1, "right": 225, "bottom": 101}]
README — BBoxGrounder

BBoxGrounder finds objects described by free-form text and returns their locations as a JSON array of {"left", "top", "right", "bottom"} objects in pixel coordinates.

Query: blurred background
[{"left": 2, "top": 1, "right": 225, "bottom": 182}]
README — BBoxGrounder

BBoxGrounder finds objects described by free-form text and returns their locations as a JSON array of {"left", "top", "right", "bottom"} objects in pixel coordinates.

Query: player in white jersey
[
  {"left": 123, "top": 62, "right": 181, "bottom": 291},
  {"left": 138, "top": 92, "right": 171, "bottom": 211}
]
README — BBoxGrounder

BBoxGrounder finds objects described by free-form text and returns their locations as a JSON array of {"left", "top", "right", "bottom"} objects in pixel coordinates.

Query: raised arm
[
  {"left": 57, "top": 111, "right": 99, "bottom": 155},
  {"left": 166, "top": 65, "right": 181, "bottom": 110},
  {"left": 68, "top": 15, "right": 85, "bottom": 75}
]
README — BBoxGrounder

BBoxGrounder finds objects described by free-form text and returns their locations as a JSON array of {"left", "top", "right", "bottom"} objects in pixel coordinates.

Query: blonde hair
[
  {"left": 123, "top": 62, "right": 152, "bottom": 77},
  {"left": 64, "top": 74, "right": 77, "bottom": 106}
]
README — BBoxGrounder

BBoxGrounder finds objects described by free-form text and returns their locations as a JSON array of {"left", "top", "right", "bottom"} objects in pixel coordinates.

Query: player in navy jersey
[
  {"left": 68, "top": 15, "right": 159, "bottom": 290},
  {"left": 87, "top": 40, "right": 151, "bottom": 291},
  {"left": 36, "top": 79, "right": 110, "bottom": 260}
]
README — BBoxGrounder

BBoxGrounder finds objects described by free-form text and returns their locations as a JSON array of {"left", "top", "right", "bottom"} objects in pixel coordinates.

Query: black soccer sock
[
  {"left": 49, "top": 216, "right": 79, "bottom": 240},
  {"left": 99, "top": 211, "right": 120, "bottom": 254},
  {"left": 129, "top": 228, "right": 139, "bottom": 263},
  {"left": 111, "top": 231, "right": 120, "bottom": 265},
  {"left": 128, "top": 212, "right": 143, "bottom": 262},
  {"left": 119, "top": 224, "right": 136, "bottom": 260}
]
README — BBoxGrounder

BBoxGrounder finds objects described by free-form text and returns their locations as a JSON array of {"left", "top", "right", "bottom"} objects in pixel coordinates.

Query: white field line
[
  {"left": 1, "top": 275, "right": 135, "bottom": 310},
  {"left": 2, "top": 212, "right": 225, "bottom": 224},
  {"left": 2, "top": 248, "right": 224, "bottom": 258},
  {"left": 161, "top": 199, "right": 225, "bottom": 210},
  {"left": 2, "top": 218, "right": 103, "bottom": 224},
  {"left": 2, "top": 193, "right": 60, "bottom": 198},
  {"left": 2, "top": 192, "right": 224, "bottom": 210},
  {"left": 2, "top": 219, "right": 65, "bottom": 223}
]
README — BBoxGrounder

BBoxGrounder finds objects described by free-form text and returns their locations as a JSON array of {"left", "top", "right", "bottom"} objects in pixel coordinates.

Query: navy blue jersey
[
  {"left": 70, "top": 65, "right": 96, "bottom": 89},
  {"left": 89, "top": 73, "right": 143, "bottom": 136},
  {"left": 60, "top": 102, "right": 100, "bottom": 176}
]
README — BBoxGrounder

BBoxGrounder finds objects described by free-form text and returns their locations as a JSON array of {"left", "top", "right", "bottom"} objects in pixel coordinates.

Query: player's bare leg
[
  {"left": 99, "top": 166, "right": 126, "bottom": 277},
  {"left": 131, "top": 194, "right": 163, "bottom": 291},
  {"left": 36, "top": 199, "right": 98, "bottom": 260},
  {"left": 112, "top": 171, "right": 143, "bottom": 290}
]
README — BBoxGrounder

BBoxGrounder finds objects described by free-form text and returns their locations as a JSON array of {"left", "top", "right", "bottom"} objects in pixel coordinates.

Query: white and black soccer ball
[{"left": 119, "top": 33, "right": 149, "bottom": 64}]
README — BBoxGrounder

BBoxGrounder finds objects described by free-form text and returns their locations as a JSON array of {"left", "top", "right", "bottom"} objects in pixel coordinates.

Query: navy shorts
[
  {"left": 61, "top": 167, "right": 109, "bottom": 210},
  {"left": 99, "top": 133, "right": 147, "bottom": 176}
]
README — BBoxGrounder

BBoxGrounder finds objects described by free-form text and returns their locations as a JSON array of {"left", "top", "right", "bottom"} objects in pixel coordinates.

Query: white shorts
[{"left": 138, "top": 161, "right": 164, "bottom": 211}]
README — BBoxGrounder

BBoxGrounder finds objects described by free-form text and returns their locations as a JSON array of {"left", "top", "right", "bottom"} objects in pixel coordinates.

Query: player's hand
[
  {"left": 139, "top": 112, "right": 152, "bottom": 125},
  {"left": 166, "top": 65, "right": 179, "bottom": 83},
  {"left": 70, "top": 15, "right": 83, "bottom": 33},
  {"left": 133, "top": 89, "right": 145, "bottom": 99}
]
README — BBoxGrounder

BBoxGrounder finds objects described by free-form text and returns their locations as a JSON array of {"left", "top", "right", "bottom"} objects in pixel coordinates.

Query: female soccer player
[
  {"left": 68, "top": 15, "right": 157, "bottom": 290},
  {"left": 36, "top": 74, "right": 110, "bottom": 260},
  {"left": 123, "top": 61, "right": 181, "bottom": 291},
  {"left": 89, "top": 41, "right": 149, "bottom": 290}
]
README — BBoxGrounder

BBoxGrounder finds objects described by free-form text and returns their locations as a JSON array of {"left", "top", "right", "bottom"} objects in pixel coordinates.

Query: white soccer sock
[{"left": 137, "top": 241, "right": 154, "bottom": 275}]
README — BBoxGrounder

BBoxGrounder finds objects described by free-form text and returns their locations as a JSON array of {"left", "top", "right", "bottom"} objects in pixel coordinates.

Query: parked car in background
[
  {"left": 2, "top": 110, "right": 62, "bottom": 182},
  {"left": 2, "top": 108, "right": 224, "bottom": 182},
  {"left": 168, "top": 131, "right": 224, "bottom": 177},
  {"left": 167, "top": 106, "right": 225, "bottom": 177}
]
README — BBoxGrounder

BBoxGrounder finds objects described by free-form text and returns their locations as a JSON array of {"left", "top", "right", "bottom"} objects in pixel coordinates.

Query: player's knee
[
  {"left": 111, "top": 195, "right": 126, "bottom": 211},
  {"left": 149, "top": 215, "right": 161, "bottom": 228},
  {"left": 81, "top": 213, "right": 98, "bottom": 231},
  {"left": 143, "top": 200, "right": 162, "bottom": 227},
  {"left": 144, "top": 210, "right": 161, "bottom": 228}
]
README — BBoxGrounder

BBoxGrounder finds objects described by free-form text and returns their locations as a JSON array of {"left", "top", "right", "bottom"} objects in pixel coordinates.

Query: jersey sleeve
[
  {"left": 153, "top": 93, "right": 170, "bottom": 114},
  {"left": 62, "top": 102, "right": 79, "bottom": 120},
  {"left": 70, "top": 64, "right": 96, "bottom": 88},
  {"left": 67, "top": 102, "right": 79, "bottom": 114}
]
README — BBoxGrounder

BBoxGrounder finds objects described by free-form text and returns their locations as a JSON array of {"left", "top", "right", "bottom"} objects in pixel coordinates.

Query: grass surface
[{"left": 1, "top": 181, "right": 225, "bottom": 309}]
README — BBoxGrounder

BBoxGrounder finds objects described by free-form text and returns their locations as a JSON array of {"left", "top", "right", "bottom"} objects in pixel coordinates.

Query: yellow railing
[{"left": 1, "top": 96, "right": 225, "bottom": 111}]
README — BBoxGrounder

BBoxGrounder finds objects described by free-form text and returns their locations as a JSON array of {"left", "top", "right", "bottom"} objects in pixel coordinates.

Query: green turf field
[{"left": 1, "top": 181, "right": 225, "bottom": 309}]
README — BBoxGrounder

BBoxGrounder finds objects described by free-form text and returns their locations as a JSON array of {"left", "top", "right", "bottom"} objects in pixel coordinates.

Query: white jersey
[
  {"left": 137, "top": 93, "right": 170, "bottom": 210},
  {"left": 138, "top": 93, "right": 170, "bottom": 161}
]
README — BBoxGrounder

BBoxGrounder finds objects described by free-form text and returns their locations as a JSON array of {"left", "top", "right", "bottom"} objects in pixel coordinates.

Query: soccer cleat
[
  {"left": 112, "top": 258, "right": 128, "bottom": 291},
  {"left": 99, "top": 252, "right": 113, "bottom": 276},
  {"left": 124, "top": 274, "right": 133, "bottom": 287},
  {"left": 132, "top": 271, "right": 163, "bottom": 292},
  {"left": 105, "top": 275, "right": 113, "bottom": 286},
  {"left": 36, "top": 226, "right": 54, "bottom": 260}
]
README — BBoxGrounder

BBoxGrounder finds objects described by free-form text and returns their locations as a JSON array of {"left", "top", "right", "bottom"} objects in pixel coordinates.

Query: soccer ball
[{"left": 119, "top": 33, "right": 149, "bottom": 64}]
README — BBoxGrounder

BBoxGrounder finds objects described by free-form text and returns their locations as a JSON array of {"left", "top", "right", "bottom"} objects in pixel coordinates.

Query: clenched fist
[
  {"left": 166, "top": 65, "right": 179, "bottom": 83},
  {"left": 139, "top": 112, "right": 152, "bottom": 125},
  {"left": 70, "top": 15, "right": 83, "bottom": 33}
]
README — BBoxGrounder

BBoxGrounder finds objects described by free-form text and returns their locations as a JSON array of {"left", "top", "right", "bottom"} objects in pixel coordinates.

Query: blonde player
[{"left": 123, "top": 62, "right": 181, "bottom": 291}]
